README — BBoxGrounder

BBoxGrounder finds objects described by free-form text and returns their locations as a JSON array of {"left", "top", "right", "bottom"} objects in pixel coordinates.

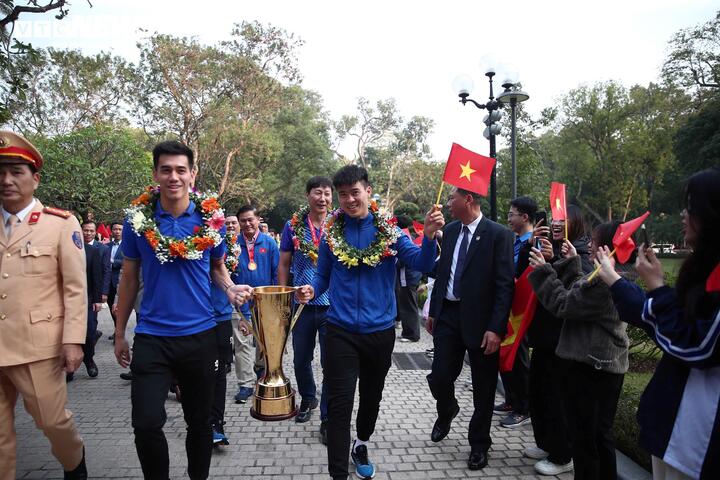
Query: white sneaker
[
  {"left": 534, "top": 459, "right": 574, "bottom": 476},
  {"left": 523, "top": 445, "right": 549, "bottom": 460}
]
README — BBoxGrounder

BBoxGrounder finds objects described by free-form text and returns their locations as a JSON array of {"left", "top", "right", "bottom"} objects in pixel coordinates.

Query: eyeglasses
[{"left": 507, "top": 212, "right": 521, "bottom": 219}]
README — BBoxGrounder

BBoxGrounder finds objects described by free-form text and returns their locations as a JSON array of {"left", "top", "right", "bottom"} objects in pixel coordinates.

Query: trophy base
[{"left": 250, "top": 390, "right": 298, "bottom": 421}]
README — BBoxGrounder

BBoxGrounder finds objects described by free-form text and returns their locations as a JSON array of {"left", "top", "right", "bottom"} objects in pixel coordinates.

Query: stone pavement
[{"left": 15, "top": 309, "right": 572, "bottom": 479}]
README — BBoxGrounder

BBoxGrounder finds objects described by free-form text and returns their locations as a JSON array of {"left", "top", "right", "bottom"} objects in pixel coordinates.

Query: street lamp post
[
  {"left": 497, "top": 83, "right": 529, "bottom": 200},
  {"left": 453, "top": 70, "right": 503, "bottom": 221},
  {"left": 453, "top": 63, "right": 529, "bottom": 219}
]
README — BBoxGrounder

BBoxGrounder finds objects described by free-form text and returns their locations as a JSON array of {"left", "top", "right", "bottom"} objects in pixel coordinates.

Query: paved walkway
[{"left": 15, "top": 309, "right": 572, "bottom": 479}]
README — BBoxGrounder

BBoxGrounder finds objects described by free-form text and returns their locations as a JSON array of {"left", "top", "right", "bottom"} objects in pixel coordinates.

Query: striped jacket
[{"left": 610, "top": 279, "right": 720, "bottom": 479}]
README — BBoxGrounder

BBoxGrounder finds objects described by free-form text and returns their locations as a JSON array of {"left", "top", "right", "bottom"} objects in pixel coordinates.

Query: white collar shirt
[{"left": 445, "top": 213, "right": 483, "bottom": 301}]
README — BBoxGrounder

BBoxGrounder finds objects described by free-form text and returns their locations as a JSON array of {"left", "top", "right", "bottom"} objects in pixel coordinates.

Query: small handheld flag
[
  {"left": 549, "top": 182, "right": 567, "bottom": 221},
  {"left": 587, "top": 211, "right": 651, "bottom": 281},
  {"left": 441, "top": 143, "right": 496, "bottom": 197},
  {"left": 613, "top": 211, "right": 650, "bottom": 264}
]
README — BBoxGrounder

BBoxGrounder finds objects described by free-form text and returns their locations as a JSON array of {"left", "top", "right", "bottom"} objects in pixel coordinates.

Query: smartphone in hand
[
  {"left": 641, "top": 224, "right": 650, "bottom": 248},
  {"left": 534, "top": 211, "right": 549, "bottom": 239}
]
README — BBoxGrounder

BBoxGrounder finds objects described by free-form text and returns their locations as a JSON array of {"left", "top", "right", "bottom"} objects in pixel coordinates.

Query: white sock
[{"left": 353, "top": 438, "right": 368, "bottom": 452}]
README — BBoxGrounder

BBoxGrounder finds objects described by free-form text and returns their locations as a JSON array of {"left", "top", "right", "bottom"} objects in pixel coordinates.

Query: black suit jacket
[
  {"left": 85, "top": 244, "right": 104, "bottom": 304},
  {"left": 429, "top": 216, "right": 515, "bottom": 349}
]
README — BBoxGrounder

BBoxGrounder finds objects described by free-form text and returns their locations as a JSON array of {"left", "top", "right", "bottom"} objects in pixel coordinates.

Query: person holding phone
[
  {"left": 523, "top": 204, "right": 591, "bottom": 476},
  {"left": 595, "top": 167, "right": 720, "bottom": 480},
  {"left": 528, "top": 220, "right": 634, "bottom": 480}
]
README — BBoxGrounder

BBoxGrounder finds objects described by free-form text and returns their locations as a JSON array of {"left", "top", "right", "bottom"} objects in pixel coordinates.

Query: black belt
[{"left": 443, "top": 298, "right": 460, "bottom": 306}]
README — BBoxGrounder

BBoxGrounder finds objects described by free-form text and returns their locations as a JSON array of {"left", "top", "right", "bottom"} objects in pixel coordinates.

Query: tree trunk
[
  {"left": 218, "top": 147, "right": 241, "bottom": 196},
  {"left": 622, "top": 180, "right": 636, "bottom": 221}
]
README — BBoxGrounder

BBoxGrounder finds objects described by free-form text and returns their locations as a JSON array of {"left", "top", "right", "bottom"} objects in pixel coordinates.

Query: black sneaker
[{"left": 295, "top": 397, "right": 319, "bottom": 423}]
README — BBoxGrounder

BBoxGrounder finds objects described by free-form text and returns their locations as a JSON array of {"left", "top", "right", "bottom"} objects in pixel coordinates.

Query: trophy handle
[
  {"left": 289, "top": 303, "right": 305, "bottom": 332},
  {"left": 237, "top": 305, "right": 264, "bottom": 356}
]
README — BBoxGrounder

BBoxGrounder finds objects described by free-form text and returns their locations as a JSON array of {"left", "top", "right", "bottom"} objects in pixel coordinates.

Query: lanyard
[
  {"left": 244, "top": 230, "right": 260, "bottom": 270},
  {"left": 307, "top": 215, "right": 323, "bottom": 247}
]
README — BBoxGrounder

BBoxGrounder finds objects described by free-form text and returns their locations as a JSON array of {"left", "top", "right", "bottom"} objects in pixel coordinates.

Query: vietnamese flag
[
  {"left": 499, "top": 267, "right": 538, "bottom": 373},
  {"left": 549, "top": 182, "right": 567, "bottom": 221},
  {"left": 442, "top": 143, "right": 496, "bottom": 196},
  {"left": 706, "top": 264, "right": 720, "bottom": 293},
  {"left": 613, "top": 211, "right": 650, "bottom": 264}
]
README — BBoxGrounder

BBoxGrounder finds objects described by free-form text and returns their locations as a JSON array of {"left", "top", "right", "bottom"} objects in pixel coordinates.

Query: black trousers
[
  {"left": 529, "top": 348, "right": 572, "bottom": 464},
  {"left": 107, "top": 280, "right": 118, "bottom": 325},
  {"left": 500, "top": 335, "right": 530, "bottom": 414},
  {"left": 130, "top": 328, "right": 217, "bottom": 480},
  {"left": 211, "top": 320, "right": 233, "bottom": 428},
  {"left": 427, "top": 300, "right": 498, "bottom": 451},
  {"left": 324, "top": 323, "right": 395, "bottom": 480},
  {"left": 565, "top": 361, "right": 624, "bottom": 480},
  {"left": 82, "top": 302, "right": 98, "bottom": 364},
  {"left": 395, "top": 278, "right": 420, "bottom": 341}
]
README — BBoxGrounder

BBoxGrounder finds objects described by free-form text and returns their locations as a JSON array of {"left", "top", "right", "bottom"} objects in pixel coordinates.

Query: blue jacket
[
  {"left": 312, "top": 214, "right": 436, "bottom": 334},
  {"left": 610, "top": 279, "right": 720, "bottom": 479}
]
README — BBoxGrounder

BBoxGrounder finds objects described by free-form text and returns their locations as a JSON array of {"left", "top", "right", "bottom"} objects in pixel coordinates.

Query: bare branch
[{"left": 1, "top": 1, "right": 68, "bottom": 28}]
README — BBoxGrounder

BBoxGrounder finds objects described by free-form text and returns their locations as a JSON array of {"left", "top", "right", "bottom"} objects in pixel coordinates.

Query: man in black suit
[
  {"left": 67, "top": 222, "right": 104, "bottom": 381},
  {"left": 426, "top": 187, "right": 515, "bottom": 470},
  {"left": 107, "top": 221, "right": 124, "bottom": 338}
]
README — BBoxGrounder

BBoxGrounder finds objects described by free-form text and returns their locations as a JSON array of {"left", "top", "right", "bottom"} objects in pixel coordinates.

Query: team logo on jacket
[
  {"left": 259, "top": 247, "right": 267, "bottom": 254},
  {"left": 72, "top": 231, "right": 83, "bottom": 249}
]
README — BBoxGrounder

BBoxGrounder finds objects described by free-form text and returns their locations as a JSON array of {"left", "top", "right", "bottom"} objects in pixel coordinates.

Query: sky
[{"left": 14, "top": 0, "right": 718, "bottom": 159}]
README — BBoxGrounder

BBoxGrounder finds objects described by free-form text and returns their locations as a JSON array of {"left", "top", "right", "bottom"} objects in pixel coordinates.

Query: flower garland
[
  {"left": 289, "top": 205, "right": 321, "bottom": 264},
  {"left": 125, "top": 186, "right": 225, "bottom": 263},
  {"left": 224, "top": 233, "right": 242, "bottom": 272},
  {"left": 324, "top": 200, "right": 400, "bottom": 268}
]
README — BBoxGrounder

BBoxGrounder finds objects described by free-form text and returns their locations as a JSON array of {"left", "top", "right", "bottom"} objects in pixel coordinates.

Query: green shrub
[{"left": 613, "top": 372, "right": 652, "bottom": 472}]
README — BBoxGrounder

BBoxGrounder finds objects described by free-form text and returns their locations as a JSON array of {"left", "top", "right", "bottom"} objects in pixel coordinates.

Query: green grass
[{"left": 659, "top": 256, "right": 684, "bottom": 279}]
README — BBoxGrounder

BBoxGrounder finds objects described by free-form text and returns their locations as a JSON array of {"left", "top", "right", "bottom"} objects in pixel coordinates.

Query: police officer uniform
[{"left": 0, "top": 131, "right": 88, "bottom": 479}]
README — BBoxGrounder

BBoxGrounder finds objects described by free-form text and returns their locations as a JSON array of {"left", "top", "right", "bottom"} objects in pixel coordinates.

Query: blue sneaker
[
  {"left": 212, "top": 428, "right": 229, "bottom": 446},
  {"left": 351, "top": 441, "right": 376, "bottom": 479},
  {"left": 234, "top": 386, "right": 254, "bottom": 404}
]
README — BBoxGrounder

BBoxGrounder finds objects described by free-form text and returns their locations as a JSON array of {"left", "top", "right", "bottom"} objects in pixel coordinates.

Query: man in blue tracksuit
[{"left": 297, "top": 165, "right": 444, "bottom": 480}]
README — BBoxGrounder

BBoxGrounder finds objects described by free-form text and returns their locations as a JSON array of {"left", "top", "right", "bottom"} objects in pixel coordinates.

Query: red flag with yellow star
[
  {"left": 549, "top": 182, "right": 567, "bottom": 221},
  {"left": 499, "top": 266, "right": 537, "bottom": 373},
  {"left": 442, "top": 143, "right": 496, "bottom": 196}
]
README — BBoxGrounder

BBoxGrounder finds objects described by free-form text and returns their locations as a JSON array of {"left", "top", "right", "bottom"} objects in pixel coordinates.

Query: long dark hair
[
  {"left": 566, "top": 204, "right": 587, "bottom": 242},
  {"left": 675, "top": 167, "right": 720, "bottom": 319}
]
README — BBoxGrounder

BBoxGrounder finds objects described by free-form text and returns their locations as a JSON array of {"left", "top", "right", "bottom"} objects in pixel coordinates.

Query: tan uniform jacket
[{"left": 0, "top": 201, "right": 87, "bottom": 366}]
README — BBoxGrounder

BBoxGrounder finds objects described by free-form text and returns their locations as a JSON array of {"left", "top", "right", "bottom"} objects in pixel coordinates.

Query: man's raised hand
[{"left": 423, "top": 205, "right": 445, "bottom": 240}]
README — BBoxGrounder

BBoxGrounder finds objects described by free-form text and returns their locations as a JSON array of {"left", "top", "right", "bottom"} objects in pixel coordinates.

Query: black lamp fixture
[{"left": 453, "top": 58, "right": 529, "bottom": 220}]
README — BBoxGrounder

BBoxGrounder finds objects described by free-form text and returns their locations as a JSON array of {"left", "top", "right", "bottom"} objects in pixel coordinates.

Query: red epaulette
[{"left": 43, "top": 206, "right": 72, "bottom": 219}]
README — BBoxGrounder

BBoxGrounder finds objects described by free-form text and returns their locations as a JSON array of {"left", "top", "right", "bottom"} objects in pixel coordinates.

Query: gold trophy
[{"left": 242, "top": 286, "right": 304, "bottom": 421}]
